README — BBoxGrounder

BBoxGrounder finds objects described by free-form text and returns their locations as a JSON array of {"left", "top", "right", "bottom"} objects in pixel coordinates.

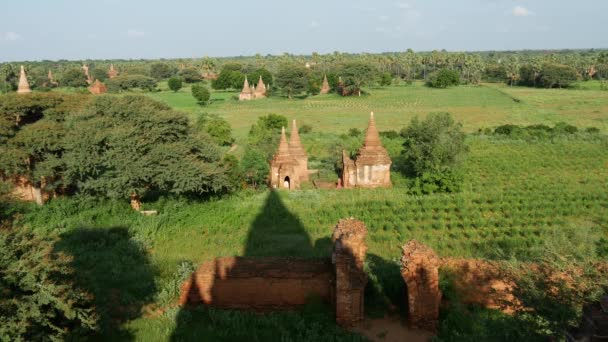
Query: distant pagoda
[{"left": 17, "top": 65, "right": 32, "bottom": 94}]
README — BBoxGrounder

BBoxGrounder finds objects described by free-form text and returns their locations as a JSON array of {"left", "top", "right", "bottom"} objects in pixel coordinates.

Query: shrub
[
  {"left": 196, "top": 113, "right": 234, "bottom": 146},
  {"left": 379, "top": 72, "right": 392, "bottom": 86},
  {"left": 426, "top": 69, "right": 460, "bottom": 88},
  {"left": 553, "top": 122, "right": 578, "bottom": 134},
  {"left": 191, "top": 84, "right": 210, "bottom": 105},
  {"left": 105, "top": 74, "right": 157, "bottom": 92},
  {"left": 401, "top": 112, "right": 467, "bottom": 193},
  {"left": 585, "top": 127, "right": 600, "bottom": 134},
  {"left": 348, "top": 128, "right": 362, "bottom": 137},
  {"left": 0, "top": 228, "right": 98, "bottom": 340},
  {"left": 168, "top": 77, "right": 183, "bottom": 92},
  {"left": 380, "top": 130, "right": 399, "bottom": 139},
  {"left": 299, "top": 124, "right": 312, "bottom": 134},
  {"left": 240, "top": 148, "right": 269, "bottom": 188}
]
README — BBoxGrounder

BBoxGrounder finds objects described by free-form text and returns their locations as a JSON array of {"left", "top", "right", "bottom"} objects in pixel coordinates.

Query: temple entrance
[{"left": 283, "top": 176, "right": 290, "bottom": 189}]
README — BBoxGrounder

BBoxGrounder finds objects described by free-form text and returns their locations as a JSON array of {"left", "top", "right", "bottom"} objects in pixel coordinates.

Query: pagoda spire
[
  {"left": 278, "top": 126, "right": 290, "bottom": 154},
  {"left": 363, "top": 112, "right": 381, "bottom": 148},
  {"left": 241, "top": 76, "right": 251, "bottom": 93},
  {"left": 17, "top": 65, "right": 32, "bottom": 94},
  {"left": 289, "top": 119, "right": 307, "bottom": 156}
]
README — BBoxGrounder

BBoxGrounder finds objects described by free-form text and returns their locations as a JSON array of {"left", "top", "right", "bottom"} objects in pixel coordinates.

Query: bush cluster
[{"left": 106, "top": 74, "right": 157, "bottom": 92}]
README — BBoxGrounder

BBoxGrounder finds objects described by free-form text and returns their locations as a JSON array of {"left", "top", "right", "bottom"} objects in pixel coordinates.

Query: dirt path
[
  {"left": 228, "top": 144, "right": 238, "bottom": 153},
  {"left": 352, "top": 316, "right": 433, "bottom": 342}
]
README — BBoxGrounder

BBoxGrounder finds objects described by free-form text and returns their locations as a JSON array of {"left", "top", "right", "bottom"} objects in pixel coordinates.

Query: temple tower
[
  {"left": 255, "top": 76, "right": 267, "bottom": 98},
  {"left": 289, "top": 120, "right": 309, "bottom": 181},
  {"left": 269, "top": 127, "right": 301, "bottom": 189},
  {"left": 88, "top": 79, "right": 107, "bottom": 95},
  {"left": 239, "top": 77, "right": 253, "bottom": 101},
  {"left": 17, "top": 65, "right": 32, "bottom": 94},
  {"left": 320, "top": 74, "right": 330, "bottom": 94},
  {"left": 108, "top": 64, "right": 119, "bottom": 78},
  {"left": 341, "top": 112, "right": 392, "bottom": 188}
]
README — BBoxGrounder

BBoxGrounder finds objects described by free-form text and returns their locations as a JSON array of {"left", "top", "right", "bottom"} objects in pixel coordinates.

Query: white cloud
[
  {"left": 512, "top": 5, "right": 532, "bottom": 17},
  {"left": 378, "top": 15, "right": 389, "bottom": 21},
  {"left": 127, "top": 29, "right": 145, "bottom": 38},
  {"left": 396, "top": 2, "right": 410, "bottom": 9},
  {"left": 309, "top": 21, "right": 320, "bottom": 29},
  {"left": 0, "top": 32, "right": 22, "bottom": 41}
]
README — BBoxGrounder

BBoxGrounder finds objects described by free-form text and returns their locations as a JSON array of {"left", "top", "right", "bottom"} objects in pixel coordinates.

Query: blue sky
[{"left": 1, "top": 0, "right": 607, "bottom": 62}]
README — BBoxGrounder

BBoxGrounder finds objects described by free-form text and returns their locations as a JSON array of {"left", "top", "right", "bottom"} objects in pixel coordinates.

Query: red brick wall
[{"left": 180, "top": 257, "right": 332, "bottom": 310}]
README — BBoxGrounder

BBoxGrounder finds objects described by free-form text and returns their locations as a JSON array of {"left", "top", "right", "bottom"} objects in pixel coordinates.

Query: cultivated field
[{"left": 148, "top": 81, "right": 608, "bottom": 145}]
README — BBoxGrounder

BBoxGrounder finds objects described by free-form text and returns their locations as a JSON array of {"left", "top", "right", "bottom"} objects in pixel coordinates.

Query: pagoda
[
  {"left": 341, "top": 112, "right": 392, "bottom": 188},
  {"left": 17, "top": 66, "right": 32, "bottom": 94}
]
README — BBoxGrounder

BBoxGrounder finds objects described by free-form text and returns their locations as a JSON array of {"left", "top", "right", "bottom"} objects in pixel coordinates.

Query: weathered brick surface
[
  {"left": 401, "top": 240, "right": 441, "bottom": 331},
  {"left": 179, "top": 257, "right": 332, "bottom": 310},
  {"left": 332, "top": 218, "right": 368, "bottom": 327}
]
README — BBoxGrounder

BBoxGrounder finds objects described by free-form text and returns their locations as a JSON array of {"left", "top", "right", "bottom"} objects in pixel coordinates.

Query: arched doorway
[{"left": 283, "top": 176, "right": 290, "bottom": 189}]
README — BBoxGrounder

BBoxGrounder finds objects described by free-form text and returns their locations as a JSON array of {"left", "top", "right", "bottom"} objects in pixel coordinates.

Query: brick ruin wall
[
  {"left": 179, "top": 218, "right": 369, "bottom": 327},
  {"left": 179, "top": 257, "right": 333, "bottom": 310}
]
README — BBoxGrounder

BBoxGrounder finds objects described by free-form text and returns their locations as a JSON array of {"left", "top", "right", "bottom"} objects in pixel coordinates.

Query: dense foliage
[
  {"left": 61, "top": 69, "right": 88, "bottom": 88},
  {"left": 275, "top": 63, "right": 309, "bottom": 99},
  {"left": 178, "top": 68, "right": 201, "bottom": 83},
  {"left": 0, "top": 227, "right": 98, "bottom": 341},
  {"left": 167, "top": 77, "right": 183, "bottom": 92},
  {"left": 149, "top": 63, "right": 175, "bottom": 80},
  {"left": 106, "top": 74, "right": 157, "bottom": 92},
  {"left": 426, "top": 69, "right": 460, "bottom": 88},
  {"left": 338, "top": 61, "right": 376, "bottom": 96},
  {"left": 0, "top": 93, "right": 232, "bottom": 203},
  {"left": 400, "top": 112, "right": 467, "bottom": 194},
  {"left": 191, "top": 84, "right": 210, "bottom": 105}
]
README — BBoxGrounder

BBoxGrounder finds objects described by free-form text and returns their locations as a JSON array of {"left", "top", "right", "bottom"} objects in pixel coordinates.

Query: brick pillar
[
  {"left": 401, "top": 240, "right": 441, "bottom": 331},
  {"left": 332, "top": 218, "right": 368, "bottom": 327}
]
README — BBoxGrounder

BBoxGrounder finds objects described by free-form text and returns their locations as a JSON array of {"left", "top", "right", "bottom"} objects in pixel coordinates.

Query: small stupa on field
[
  {"left": 82, "top": 64, "right": 93, "bottom": 84},
  {"left": 17, "top": 65, "right": 32, "bottom": 94},
  {"left": 108, "top": 64, "right": 118, "bottom": 78},
  {"left": 269, "top": 120, "right": 310, "bottom": 189},
  {"left": 320, "top": 74, "right": 330, "bottom": 94},
  {"left": 341, "top": 112, "right": 392, "bottom": 188},
  {"left": 239, "top": 76, "right": 267, "bottom": 101},
  {"left": 88, "top": 79, "right": 107, "bottom": 95}
]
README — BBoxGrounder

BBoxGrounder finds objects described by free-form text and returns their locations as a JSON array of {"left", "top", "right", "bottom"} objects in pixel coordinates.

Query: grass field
[{"left": 147, "top": 82, "right": 608, "bottom": 147}]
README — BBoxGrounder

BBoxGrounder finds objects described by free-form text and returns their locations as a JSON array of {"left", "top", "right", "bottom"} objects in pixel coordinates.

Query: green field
[{"left": 148, "top": 82, "right": 608, "bottom": 147}]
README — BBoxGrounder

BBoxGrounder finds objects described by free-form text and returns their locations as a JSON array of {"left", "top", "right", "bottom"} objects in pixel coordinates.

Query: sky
[{"left": 1, "top": 0, "right": 607, "bottom": 62}]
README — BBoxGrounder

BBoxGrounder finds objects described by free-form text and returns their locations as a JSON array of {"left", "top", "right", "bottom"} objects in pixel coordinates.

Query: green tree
[
  {"left": 0, "top": 227, "right": 98, "bottom": 341},
  {"left": 426, "top": 69, "right": 460, "bottom": 88},
  {"left": 149, "top": 63, "right": 175, "bottom": 80},
  {"left": 196, "top": 113, "right": 234, "bottom": 146},
  {"left": 275, "top": 63, "right": 308, "bottom": 99},
  {"left": 400, "top": 112, "right": 467, "bottom": 194},
  {"left": 106, "top": 74, "right": 157, "bottom": 92},
  {"left": 339, "top": 61, "right": 376, "bottom": 96},
  {"left": 62, "top": 95, "right": 232, "bottom": 203},
  {"left": 240, "top": 148, "right": 269, "bottom": 188},
  {"left": 191, "top": 84, "right": 211, "bottom": 105},
  {"left": 539, "top": 64, "right": 579, "bottom": 88},
  {"left": 379, "top": 72, "right": 392, "bottom": 86},
  {"left": 90, "top": 67, "right": 108, "bottom": 82},
  {"left": 178, "top": 68, "right": 201, "bottom": 83},
  {"left": 61, "top": 69, "right": 89, "bottom": 87},
  {"left": 247, "top": 114, "right": 287, "bottom": 157},
  {"left": 168, "top": 77, "right": 183, "bottom": 92}
]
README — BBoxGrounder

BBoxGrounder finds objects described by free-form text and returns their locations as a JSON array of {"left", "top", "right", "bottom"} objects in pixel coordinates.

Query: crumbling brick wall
[
  {"left": 332, "top": 218, "right": 368, "bottom": 327},
  {"left": 179, "top": 257, "right": 332, "bottom": 310},
  {"left": 401, "top": 240, "right": 441, "bottom": 331}
]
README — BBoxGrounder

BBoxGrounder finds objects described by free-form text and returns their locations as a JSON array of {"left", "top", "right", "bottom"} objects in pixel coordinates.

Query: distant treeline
[{"left": 2, "top": 49, "right": 608, "bottom": 92}]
